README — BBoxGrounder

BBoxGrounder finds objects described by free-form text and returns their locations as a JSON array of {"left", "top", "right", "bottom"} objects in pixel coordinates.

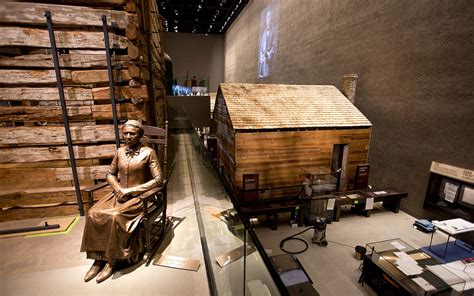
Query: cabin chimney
[{"left": 342, "top": 74, "right": 358, "bottom": 104}]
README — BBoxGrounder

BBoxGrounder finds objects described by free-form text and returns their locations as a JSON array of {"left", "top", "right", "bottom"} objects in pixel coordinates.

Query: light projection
[{"left": 258, "top": 0, "right": 280, "bottom": 78}]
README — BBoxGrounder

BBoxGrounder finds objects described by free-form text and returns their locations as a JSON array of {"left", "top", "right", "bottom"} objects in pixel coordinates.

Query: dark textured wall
[
  {"left": 224, "top": 0, "right": 474, "bottom": 218},
  {"left": 165, "top": 32, "right": 224, "bottom": 93}
]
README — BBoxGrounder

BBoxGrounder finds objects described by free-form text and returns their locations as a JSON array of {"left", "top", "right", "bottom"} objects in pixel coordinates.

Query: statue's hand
[{"left": 115, "top": 188, "right": 133, "bottom": 203}]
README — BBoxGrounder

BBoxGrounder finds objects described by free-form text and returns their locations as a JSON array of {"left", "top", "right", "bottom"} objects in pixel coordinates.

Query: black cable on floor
[
  {"left": 279, "top": 227, "right": 313, "bottom": 254},
  {"left": 326, "top": 239, "right": 354, "bottom": 249},
  {"left": 280, "top": 226, "right": 356, "bottom": 255}
]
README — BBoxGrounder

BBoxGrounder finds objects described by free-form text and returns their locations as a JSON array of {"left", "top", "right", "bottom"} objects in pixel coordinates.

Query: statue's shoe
[
  {"left": 96, "top": 263, "right": 114, "bottom": 283},
  {"left": 84, "top": 260, "right": 105, "bottom": 282}
]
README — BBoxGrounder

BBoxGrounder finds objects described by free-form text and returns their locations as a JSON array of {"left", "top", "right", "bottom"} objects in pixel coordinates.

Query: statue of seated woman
[{"left": 81, "top": 120, "right": 163, "bottom": 283}]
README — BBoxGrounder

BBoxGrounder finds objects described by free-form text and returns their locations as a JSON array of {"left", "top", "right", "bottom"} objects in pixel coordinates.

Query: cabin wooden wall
[
  {"left": 0, "top": 0, "right": 166, "bottom": 222},
  {"left": 234, "top": 128, "right": 371, "bottom": 194},
  {"left": 213, "top": 92, "right": 236, "bottom": 191}
]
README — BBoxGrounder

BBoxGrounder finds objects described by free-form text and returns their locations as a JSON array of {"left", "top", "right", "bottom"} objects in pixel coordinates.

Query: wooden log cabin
[
  {"left": 213, "top": 83, "right": 372, "bottom": 202},
  {"left": 0, "top": 0, "right": 167, "bottom": 222}
]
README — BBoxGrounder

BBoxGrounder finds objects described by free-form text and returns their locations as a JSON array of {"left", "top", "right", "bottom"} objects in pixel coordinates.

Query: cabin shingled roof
[{"left": 218, "top": 83, "right": 372, "bottom": 130}]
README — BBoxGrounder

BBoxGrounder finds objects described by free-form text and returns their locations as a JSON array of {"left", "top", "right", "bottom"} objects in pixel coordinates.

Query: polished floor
[{"left": 0, "top": 132, "right": 454, "bottom": 296}]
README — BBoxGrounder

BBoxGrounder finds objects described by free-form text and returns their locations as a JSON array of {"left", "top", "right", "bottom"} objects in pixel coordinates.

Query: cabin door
[{"left": 332, "top": 144, "right": 349, "bottom": 191}]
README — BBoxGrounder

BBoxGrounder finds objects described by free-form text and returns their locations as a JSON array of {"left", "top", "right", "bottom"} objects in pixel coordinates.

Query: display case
[
  {"left": 363, "top": 238, "right": 467, "bottom": 295},
  {"left": 423, "top": 162, "right": 474, "bottom": 222},
  {"left": 300, "top": 167, "right": 339, "bottom": 196},
  {"left": 300, "top": 167, "right": 339, "bottom": 222}
]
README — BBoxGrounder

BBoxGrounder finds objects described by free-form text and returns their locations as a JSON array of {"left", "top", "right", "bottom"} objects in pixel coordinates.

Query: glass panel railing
[{"left": 183, "top": 124, "right": 283, "bottom": 295}]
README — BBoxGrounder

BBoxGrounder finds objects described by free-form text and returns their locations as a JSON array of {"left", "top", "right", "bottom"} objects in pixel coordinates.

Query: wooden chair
[{"left": 83, "top": 122, "right": 168, "bottom": 265}]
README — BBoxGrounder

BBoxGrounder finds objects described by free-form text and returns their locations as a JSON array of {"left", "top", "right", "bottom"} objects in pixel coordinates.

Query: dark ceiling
[{"left": 157, "top": 0, "right": 249, "bottom": 35}]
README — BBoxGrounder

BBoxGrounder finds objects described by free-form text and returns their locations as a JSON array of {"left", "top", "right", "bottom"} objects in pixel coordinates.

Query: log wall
[
  {"left": 0, "top": 0, "right": 166, "bottom": 222},
  {"left": 233, "top": 128, "right": 372, "bottom": 195},
  {"left": 213, "top": 93, "right": 236, "bottom": 191}
]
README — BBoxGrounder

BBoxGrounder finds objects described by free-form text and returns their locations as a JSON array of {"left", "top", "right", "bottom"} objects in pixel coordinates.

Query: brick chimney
[{"left": 342, "top": 74, "right": 358, "bottom": 104}]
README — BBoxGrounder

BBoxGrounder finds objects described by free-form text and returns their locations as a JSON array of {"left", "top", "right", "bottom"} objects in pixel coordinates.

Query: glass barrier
[{"left": 185, "top": 126, "right": 284, "bottom": 295}]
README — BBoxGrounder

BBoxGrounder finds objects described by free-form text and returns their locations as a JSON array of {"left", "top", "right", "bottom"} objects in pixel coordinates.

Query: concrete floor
[{"left": 0, "top": 132, "right": 453, "bottom": 296}]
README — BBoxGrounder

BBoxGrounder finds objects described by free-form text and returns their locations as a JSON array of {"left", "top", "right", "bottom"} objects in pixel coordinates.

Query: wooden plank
[
  {"left": 11, "top": 0, "right": 128, "bottom": 7},
  {"left": 0, "top": 85, "right": 147, "bottom": 103},
  {"left": 0, "top": 144, "right": 116, "bottom": 163},
  {"left": 0, "top": 179, "right": 74, "bottom": 192},
  {"left": 0, "top": 69, "right": 131, "bottom": 85},
  {"left": 0, "top": 87, "right": 93, "bottom": 102},
  {"left": 0, "top": 2, "right": 136, "bottom": 29},
  {"left": 0, "top": 105, "right": 91, "bottom": 122},
  {"left": 1, "top": 27, "right": 129, "bottom": 49},
  {"left": 0, "top": 186, "right": 111, "bottom": 208},
  {"left": 0, "top": 103, "right": 142, "bottom": 122},
  {"left": 71, "top": 69, "right": 131, "bottom": 84},
  {"left": 0, "top": 165, "right": 109, "bottom": 186},
  {"left": 0, "top": 125, "right": 115, "bottom": 146},
  {"left": 0, "top": 187, "right": 87, "bottom": 207},
  {"left": 0, "top": 158, "right": 99, "bottom": 169},
  {"left": 236, "top": 129, "right": 371, "bottom": 142},
  {"left": 0, "top": 53, "right": 130, "bottom": 69},
  {"left": 0, "top": 205, "right": 79, "bottom": 222},
  {"left": 91, "top": 103, "right": 145, "bottom": 121},
  {"left": 92, "top": 85, "right": 148, "bottom": 100}
]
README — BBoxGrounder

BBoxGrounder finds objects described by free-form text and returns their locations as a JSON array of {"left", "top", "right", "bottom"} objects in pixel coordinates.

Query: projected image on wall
[{"left": 258, "top": 0, "right": 279, "bottom": 78}]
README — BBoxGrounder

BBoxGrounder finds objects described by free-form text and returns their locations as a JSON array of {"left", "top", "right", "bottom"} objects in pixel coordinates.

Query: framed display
[
  {"left": 458, "top": 184, "right": 474, "bottom": 209},
  {"left": 424, "top": 161, "right": 473, "bottom": 222},
  {"left": 438, "top": 178, "right": 460, "bottom": 203}
]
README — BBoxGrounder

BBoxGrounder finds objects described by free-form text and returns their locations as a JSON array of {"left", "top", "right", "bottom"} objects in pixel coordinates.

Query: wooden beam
[
  {"left": 0, "top": 205, "right": 80, "bottom": 223},
  {"left": 92, "top": 85, "right": 148, "bottom": 100},
  {"left": 0, "top": 53, "right": 130, "bottom": 69},
  {"left": 71, "top": 69, "right": 131, "bottom": 84},
  {"left": 0, "top": 103, "right": 143, "bottom": 122},
  {"left": 0, "top": 185, "right": 111, "bottom": 209},
  {"left": 1, "top": 27, "right": 129, "bottom": 49},
  {"left": 0, "top": 87, "right": 93, "bottom": 102},
  {"left": 128, "top": 44, "right": 140, "bottom": 60},
  {"left": 0, "top": 2, "right": 136, "bottom": 29},
  {"left": 92, "top": 104, "right": 145, "bottom": 121},
  {"left": 0, "top": 86, "right": 147, "bottom": 103},
  {"left": 0, "top": 125, "right": 116, "bottom": 146},
  {"left": 0, "top": 165, "right": 109, "bottom": 186},
  {"left": 11, "top": 0, "right": 128, "bottom": 7},
  {"left": 0, "top": 69, "right": 131, "bottom": 85},
  {"left": 0, "top": 144, "right": 116, "bottom": 163},
  {"left": 0, "top": 105, "right": 91, "bottom": 122}
]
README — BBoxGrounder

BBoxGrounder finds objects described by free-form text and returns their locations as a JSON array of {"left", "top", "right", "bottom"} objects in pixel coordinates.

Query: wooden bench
[
  {"left": 332, "top": 188, "right": 408, "bottom": 221},
  {"left": 237, "top": 185, "right": 306, "bottom": 230},
  {"left": 239, "top": 195, "right": 305, "bottom": 230}
]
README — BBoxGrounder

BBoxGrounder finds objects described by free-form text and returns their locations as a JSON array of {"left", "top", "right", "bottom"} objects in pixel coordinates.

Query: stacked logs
[{"left": 0, "top": 0, "right": 167, "bottom": 221}]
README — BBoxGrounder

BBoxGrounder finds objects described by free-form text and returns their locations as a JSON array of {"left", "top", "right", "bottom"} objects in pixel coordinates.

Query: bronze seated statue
[{"left": 81, "top": 120, "right": 163, "bottom": 283}]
